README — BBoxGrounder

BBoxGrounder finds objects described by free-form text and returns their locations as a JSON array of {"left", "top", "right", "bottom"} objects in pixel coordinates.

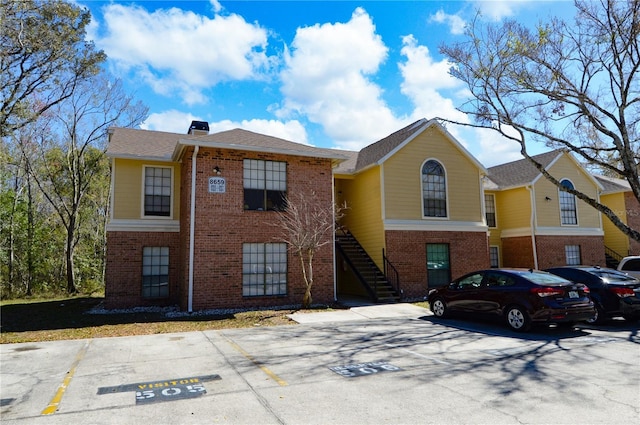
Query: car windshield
[
  {"left": 591, "top": 269, "right": 638, "bottom": 282},
  {"left": 511, "top": 270, "right": 571, "bottom": 285}
]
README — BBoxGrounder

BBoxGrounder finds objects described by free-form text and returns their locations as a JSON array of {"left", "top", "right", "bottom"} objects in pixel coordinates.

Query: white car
[{"left": 617, "top": 256, "right": 640, "bottom": 279}]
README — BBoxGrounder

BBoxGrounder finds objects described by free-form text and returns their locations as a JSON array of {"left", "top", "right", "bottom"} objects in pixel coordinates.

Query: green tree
[
  {"left": 440, "top": 0, "right": 640, "bottom": 242},
  {"left": 18, "top": 76, "right": 147, "bottom": 294},
  {"left": 0, "top": 0, "right": 106, "bottom": 137}
]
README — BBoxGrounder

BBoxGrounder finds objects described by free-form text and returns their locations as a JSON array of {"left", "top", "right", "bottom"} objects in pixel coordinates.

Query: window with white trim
[
  {"left": 144, "top": 166, "right": 171, "bottom": 217},
  {"left": 243, "top": 159, "right": 287, "bottom": 211},
  {"left": 489, "top": 246, "right": 500, "bottom": 268},
  {"left": 142, "top": 247, "right": 169, "bottom": 298},
  {"left": 422, "top": 160, "right": 447, "bottom": 218},
  {"left": 485, "top": 193, "right": 496, "bottom": 227},
  {"left": 242, "top": 243, "right": 287, "bottom": 296},
  {"left": 559, "top": 179, "right": 577, "bottom": 225},
  {"left": 565, "top": 245, "right": 581, "bottom": 265}
]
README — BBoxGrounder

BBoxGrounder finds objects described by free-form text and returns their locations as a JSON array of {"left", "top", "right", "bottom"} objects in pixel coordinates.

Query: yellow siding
[
  {"left": 600, "top": 192, "right": 629, "bottom": 256},
  {"left": 534, "top": 155, "right": 600, "bottom": 228},
  {"left": 112, "top": 158, "right": 181, "bottom": 219},
  {"left": 336, "top": 168, "right": 385, "bottom": 266},
  {"left": 495, "top": 188, "right": 532, "bottom": 229},
  {"left": 383, "top": 127, "right": 483, "bottom": 222}
]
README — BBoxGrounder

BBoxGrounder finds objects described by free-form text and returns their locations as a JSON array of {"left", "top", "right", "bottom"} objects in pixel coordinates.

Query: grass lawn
[{"left": 0, "top": 297, "right": 320, "bottom": 344}]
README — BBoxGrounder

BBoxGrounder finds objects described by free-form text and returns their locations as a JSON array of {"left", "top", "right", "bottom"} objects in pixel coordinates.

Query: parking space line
[
  {"left": 221, "top": 335, "right": 288, "bottom": 387},
  {"left": 41, "top": 340, "right": 91, "bottom": 415},
  {"left": 384, "top": 343, "right": 452, "bottom": 365}
]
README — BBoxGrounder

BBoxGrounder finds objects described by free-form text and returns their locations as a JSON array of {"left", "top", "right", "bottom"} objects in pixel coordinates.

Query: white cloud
[
  {"left": 141, "top": 110, "right": 203, "bottom": 133},
  {"left": 429, "top": 10, "right": 466, "bottom": 35},
  {"left": 95, "top": 4, "right": 271, "bottom": 105},
  {"left": 277, "top": 8, "right": 403, "bottom": 150},
  {"left": 208, "top": 119, "right": 309, "bottom": 145},
  {"left": 398, "top": 35, "right": 469, "bottom": 124},
  {"left": 473, "top": 0, "right": 530, "bottom": 21},
  {"left": 472, "top": 126, "right": 524, "bottom": 167},
  {"left": 141, "top": 110, "right": 308, "bottom": 144}
]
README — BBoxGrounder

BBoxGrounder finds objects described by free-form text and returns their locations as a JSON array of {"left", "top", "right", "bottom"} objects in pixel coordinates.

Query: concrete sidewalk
[{"left": 287, "top": 302, "right": 432, "bottom": 324}]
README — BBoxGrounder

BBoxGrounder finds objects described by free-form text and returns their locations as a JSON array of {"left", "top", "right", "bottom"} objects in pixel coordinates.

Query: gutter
[
  {"left": 188, "top": 146, "right": 199, "bottom": 312},
  {"left": 526, "top": 185, "right": 539, "bottom": 269}
]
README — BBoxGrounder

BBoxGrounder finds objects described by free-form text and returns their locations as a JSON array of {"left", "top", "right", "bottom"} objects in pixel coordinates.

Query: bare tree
[
  {"left": 17, "top": 75, "right": 147, "bottom": 293},
  {"left": 440, "top": 0, "right": 640, "bottom": 242},
  {"left": 273, "top": 192, "right": 345, "bottom": 309},
  {"left": 0, "top": 0, "right": 105, "bottom": 137}
]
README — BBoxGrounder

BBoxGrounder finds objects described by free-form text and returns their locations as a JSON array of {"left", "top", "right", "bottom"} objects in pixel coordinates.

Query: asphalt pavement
[{"left": 1, "top": 303, "right": 638, "bottom": 425}]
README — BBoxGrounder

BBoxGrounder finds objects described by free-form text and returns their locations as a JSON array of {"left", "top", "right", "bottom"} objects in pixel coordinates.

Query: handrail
[
  {"left": 335, "top": 241, "right": 379, "bottom": 301},
  {"left": 383, "top": 248, "right": 401, "bottom": 300},
  {"left": 605, "top": 246, "right": 624, "bottom": 263}
]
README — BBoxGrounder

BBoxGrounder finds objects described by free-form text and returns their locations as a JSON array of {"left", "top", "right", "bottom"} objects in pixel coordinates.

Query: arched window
[
  {"left": 422, "top": 160, "right": 447, "bottom": 217},
  {"left": 559, "top": 179, "right": 577, "bottom": 225}
]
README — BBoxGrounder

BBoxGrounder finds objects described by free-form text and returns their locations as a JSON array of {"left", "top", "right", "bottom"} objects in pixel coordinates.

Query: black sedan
[
  {"left": 545, "top": 266, "right": 640, "bottom": 323},
  {"left": 428, "top": 268, "right": 595, "bottom": 332}
]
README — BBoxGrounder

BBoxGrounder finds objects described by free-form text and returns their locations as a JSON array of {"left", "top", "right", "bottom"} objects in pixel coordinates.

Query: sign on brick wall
[{"left": 209, "top": 177, "right": 226, "bottom": 193}]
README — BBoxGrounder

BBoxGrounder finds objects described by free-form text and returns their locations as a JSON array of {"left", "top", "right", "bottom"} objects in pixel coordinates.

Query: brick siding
[
  {"left": 385, "top": 230, "right": 490, "bottom": 300},
  {"left": 177, "top": 147, "right": 335, "bottom": 310},
  {"left": 625, "top": 193, "right": 640, "bottom": 255},
  {"left": 502, "top": 235, "right": 605, "bottom": 269},
  {"left": 105, "top": 231, "right": 181, "bottom": 309}
]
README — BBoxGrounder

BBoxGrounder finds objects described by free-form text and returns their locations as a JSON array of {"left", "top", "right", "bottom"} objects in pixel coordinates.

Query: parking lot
[{"left": 1, "top": 304, "right": 639, "bottom": 424}]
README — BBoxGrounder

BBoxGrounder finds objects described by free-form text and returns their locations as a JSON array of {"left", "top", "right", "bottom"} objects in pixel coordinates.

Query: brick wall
[
  {"left": 384, "top": 230, "right": 490, "bottom": 299},
  {"left": 105, "top": 231, "right": 181, "bottom": 309},
  {"left": 178, "top": 147, "right": 336, "bottom": 310},
  {"left": 501, "top": 235, "right": 605, "bottom": 269},
  {"left": 625, "top": 192, "right": 640, "bottom": 255}
]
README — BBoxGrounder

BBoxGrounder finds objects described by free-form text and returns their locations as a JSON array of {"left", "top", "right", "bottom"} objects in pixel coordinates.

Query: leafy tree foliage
[
  {"left": 0, "top": 0, "right": 106, "bottom": 137},
  {"left": 440, "top": 0, "right": 640, "bottom": 242}
]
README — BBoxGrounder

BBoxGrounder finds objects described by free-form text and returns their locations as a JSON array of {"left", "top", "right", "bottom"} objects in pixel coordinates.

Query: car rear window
[
  {"left": 512, "top": 270, "right": 571, "bottom": 285},
  {"left": 591, "top": 269, "right": 638, "bottom": 282},
  {"left": 620, "top": 258, "right": 640, "bottom": 271}
]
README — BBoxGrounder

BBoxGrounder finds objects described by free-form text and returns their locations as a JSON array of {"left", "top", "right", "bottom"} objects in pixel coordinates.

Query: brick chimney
[{"left": 188, "top": 120, "right": 209, "bottom": 136}]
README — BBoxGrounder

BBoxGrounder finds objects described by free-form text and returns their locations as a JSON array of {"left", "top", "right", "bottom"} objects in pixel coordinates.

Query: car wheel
[
  {"left": 431, "top": 298, "right": 448, "bottom": 318},
  {"left": 585, "top": 304, "right": 605, "bottom": 324},
  {"left": 505, "top": 305, "right": 531, "bottom": 332}
]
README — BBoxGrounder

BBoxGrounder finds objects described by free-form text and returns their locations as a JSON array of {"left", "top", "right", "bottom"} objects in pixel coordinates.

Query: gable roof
[
  {"left": 106, "top": 127, "right": 348, "bottom": 165},
  {"left": 336, "top": 118, "right": 487, "bottom": 175},
  {"left": 486, "top": 150, "right": 562, "bottom": 189},
  {"left": 592, "top": 174, "right": 631, "bottom": 194},
  {"left": 486, "top": 149, "right": 603, "bottom": 191}
]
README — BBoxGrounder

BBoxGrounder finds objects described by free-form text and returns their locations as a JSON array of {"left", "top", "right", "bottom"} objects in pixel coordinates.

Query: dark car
[
  {"left": 545, "top": 266, "right": 640, "bottom": 323},
  {"left": 428, "top": 268, "right": 595, "bottom": 332}
]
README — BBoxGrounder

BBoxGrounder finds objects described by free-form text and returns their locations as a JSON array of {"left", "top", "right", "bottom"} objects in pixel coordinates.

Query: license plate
[{"left": 568, "top": 291, "right": 579, "bottom": 299}]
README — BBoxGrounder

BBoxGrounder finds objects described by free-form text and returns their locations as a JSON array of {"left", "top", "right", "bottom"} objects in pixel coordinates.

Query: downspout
[
  {"left": 526, "top": 185, "right": 539, "bottom": 269},
  {"left": 332, "top": 175, "right": 337, "bottom": 302},
  {"left": 188, "top": 145, "right": 199, "bottom": 312}
]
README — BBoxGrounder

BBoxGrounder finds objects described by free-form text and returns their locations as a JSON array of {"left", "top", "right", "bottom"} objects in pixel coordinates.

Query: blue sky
[{"left": 83, "top": 0, "right": 576, "bottom": 166}]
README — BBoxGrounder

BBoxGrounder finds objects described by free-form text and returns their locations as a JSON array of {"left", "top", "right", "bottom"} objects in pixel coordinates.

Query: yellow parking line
[
  {"left": 222, "top": 334, "right": 288, "bottom": 387},
  {"left": 41, "top": 340, "right": 91, "bottom": 415}
]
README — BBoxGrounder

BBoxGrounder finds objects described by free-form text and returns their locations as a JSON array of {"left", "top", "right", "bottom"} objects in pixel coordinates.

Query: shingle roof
[
  {"left": 106, "top": 127, "right": 184, "bottom": 160},
  {"left": 486, "top": 150, "right": 564, "bottom": 189},
  {"left": 355, "top": 119, "right": 428, "bottom": 171},
  {"left": 106, "top": 127, "right": 348, "bottom": 163},
  {"left": 592, "top": 174, "right": 631, "bottom": 194}
]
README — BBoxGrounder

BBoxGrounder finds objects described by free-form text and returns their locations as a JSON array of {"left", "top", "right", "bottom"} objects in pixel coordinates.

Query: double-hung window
[
  {"left": 144, "top": 166, "right": 172, "bottom": 217},
  {"left": 559, "top": 179, "right": 577, "bottom": 225},
  {"left": 242, "top": 243, "right": 287, "bottom": 296},
  {"left": 142, "top": 247, "right": 169, "bottom": 298},
  {"left": 565, "top": 245, "right": 581, "bottom": 265},
  {"left": 485, "top": 193, "right": 496, "bottom": 227},
  {"left": 243, "top": 159, "right": 287, "bottom": 211},
  {"left": 422, "top": 160, "right": 447, "bottom": 218}
]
